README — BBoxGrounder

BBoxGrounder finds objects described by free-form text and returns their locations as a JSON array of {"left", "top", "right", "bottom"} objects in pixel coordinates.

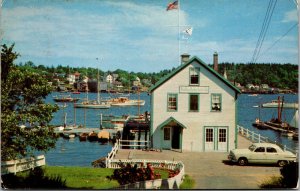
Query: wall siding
[{"left": 152, "top": 61, "right": 237, "bottom": 152}]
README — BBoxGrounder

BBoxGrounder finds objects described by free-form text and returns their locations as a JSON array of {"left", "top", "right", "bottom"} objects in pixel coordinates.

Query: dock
[{"left": 55, "top": 127, "right": 120, "bottom": 136}]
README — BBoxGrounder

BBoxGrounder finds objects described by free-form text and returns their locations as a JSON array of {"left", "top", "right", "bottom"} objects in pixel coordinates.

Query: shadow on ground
[
  {"left": 222, "top": 160, "right": 281, "bottom": 167},
  {"left": 1, "top": 167, "right": 68, "bottom": 189}
]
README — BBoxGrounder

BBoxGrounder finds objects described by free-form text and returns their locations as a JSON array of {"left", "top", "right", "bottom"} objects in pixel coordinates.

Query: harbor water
[{"left": 42, "top": 92, "right": 298, "bottom": 166}]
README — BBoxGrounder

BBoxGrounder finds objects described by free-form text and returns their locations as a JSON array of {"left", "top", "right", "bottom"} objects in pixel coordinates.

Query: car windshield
[{"left": 248, "top": 144, "right": 256, "bottom": 151}]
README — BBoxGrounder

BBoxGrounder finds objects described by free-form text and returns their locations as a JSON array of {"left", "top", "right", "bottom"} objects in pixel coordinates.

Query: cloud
[
  {"left": 282, "top": 10, "right": 298, "bottom": 23},
  {"left": 2, "top": 1, "right": 192, "bottom": 72}
]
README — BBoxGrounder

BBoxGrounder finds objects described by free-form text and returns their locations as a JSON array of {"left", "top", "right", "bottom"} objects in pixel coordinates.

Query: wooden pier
[{"left": 55, "top": 127, "right": 120, "bottom": 136}]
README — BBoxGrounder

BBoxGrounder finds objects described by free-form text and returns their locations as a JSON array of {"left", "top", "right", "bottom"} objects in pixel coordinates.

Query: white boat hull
[
  {"left": 262, "top": 103, "right": 298, "bottom": 109},
  {"left": 111, "top": 100, "right": 145, "bottom": 106},
  {"left": 75, "top": 103, "right": 111, "bottom": 109}
]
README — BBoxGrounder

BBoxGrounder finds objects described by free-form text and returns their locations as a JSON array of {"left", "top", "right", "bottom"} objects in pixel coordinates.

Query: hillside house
[{"left": 149, "top": 54, "right": 241, "bottom": 152}]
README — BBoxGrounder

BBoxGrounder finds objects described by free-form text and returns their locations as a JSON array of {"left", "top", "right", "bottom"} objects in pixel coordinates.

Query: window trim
[
  {"left": 167, "top": 93, "right": 178, "bottom": 112},
  {"left": 189, "top": 67, "right": 200, "bottom": 86},
  {"left": 188, "top": 93, "right": 199, "bottom": 112},
  {"left": 211, "top": 93, "right": 222, "bottom": 112}
]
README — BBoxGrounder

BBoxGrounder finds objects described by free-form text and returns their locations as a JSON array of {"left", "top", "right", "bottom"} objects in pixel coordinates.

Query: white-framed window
[
  {"left": 211, "top": 94, "right": 222, "bottom": 111},
  {"left": 167, "top": 93, "right": 178, "bottom": 112},
  {"left": 189, "top": 67, "right": 200, "bottom": 85},
  {"left": 189, "top": 94, "right": 199, "bottom": 112}
]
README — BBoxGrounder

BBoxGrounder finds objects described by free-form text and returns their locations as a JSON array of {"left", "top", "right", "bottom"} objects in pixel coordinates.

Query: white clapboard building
[{"left": 149, "top": 53, "right": 241, "bottom": 152}]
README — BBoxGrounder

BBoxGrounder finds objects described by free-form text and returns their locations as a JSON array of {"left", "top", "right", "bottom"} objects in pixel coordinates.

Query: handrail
[
  {"left": 237, "top": 125, "right": 298, "bottom": 155},
  {"left": 119, "top": 139, "right": 150, "bottom": 149}
]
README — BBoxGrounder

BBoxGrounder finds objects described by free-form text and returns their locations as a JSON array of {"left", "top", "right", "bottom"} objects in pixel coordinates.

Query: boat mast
[
  {"left": 277, "top": 96, "right": 281, "bottom": 123},
  {"left": 96, "top": 59, "right": 100, "bottom": 104}
]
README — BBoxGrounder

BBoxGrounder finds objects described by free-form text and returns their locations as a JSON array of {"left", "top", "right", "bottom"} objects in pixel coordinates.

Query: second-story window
[
  {"left": 211, "top": 94, "right": 222, "bottom": 111},
  {"left": 167, "top": 93, "right": 177, "bottom": 112},
  {"left": 189, "top": 94, "right": 199, "bottom": 112},
  {"left": 190, "top": 67, "right": 200, "bottom": 85}
]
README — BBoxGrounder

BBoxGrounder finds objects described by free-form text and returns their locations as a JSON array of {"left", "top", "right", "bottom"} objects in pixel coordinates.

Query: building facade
[{"left": 149, "top": 55, "right": 240, "bottom": 152}]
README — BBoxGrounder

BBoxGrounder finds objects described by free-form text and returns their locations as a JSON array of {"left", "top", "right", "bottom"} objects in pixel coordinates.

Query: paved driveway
[{"left": 114, "top": 135, "right": 280, "bottom": 189}]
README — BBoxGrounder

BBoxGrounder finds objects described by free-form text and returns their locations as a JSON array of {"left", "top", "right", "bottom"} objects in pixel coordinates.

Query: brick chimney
[
  {"left": 213, "top": 52, "right": 218, "bottom": 72},
  {"left": 181, "top": 53, "right": 190, "bottom": 65}
]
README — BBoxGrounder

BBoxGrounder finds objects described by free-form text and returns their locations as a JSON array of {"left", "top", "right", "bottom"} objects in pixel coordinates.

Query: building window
[
  {"left": 189, "top": 94, "right": 199, "bottom": 112},
  {"left": 167, "top": 93, "right": 177, "bottom": 112},
  {"left": 218, "top": 129, "right": 226, "bottom": 142},
  {"left": 206, "top": 129, "right": 213, "bottom": 142},
  {"left": 190, "top": 67, "right": 200, "bottom": 85},
  {"left": 164, "top": 127, "right": 170, "bottom": 140},
  {"left": 211, "top": 94, "right": 222, "bottom": 111}
]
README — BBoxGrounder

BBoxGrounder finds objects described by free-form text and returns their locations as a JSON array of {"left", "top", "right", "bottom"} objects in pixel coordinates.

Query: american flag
[{"left": 166, "top": 0, "right": 178, "bottom": 11}]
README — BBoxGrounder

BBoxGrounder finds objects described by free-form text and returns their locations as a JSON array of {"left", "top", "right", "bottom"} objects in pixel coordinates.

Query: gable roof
[
  {"left": 149, "top": 56, "right": 241, "bottom": 94},
  {"left": 157, "top": 117, "right": 187, "bottom": 129}
]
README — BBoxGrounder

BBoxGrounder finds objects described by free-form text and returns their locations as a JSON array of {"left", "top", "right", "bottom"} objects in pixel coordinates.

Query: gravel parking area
[{"left": 114, "top": 135, "right": 280, "bottom": 189}]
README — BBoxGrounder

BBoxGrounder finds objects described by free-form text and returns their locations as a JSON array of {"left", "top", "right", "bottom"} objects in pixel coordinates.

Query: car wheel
[
  {"left": 238, "top": 158, "right": 248, "bottom": 166},
  {"left": 277, "top": 160, "right": 287, "bottom": 167}
]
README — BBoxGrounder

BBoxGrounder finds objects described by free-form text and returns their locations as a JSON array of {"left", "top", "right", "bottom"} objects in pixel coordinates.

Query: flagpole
[{"left": 178, "top": 0, "right": 180, "bottom": 65}]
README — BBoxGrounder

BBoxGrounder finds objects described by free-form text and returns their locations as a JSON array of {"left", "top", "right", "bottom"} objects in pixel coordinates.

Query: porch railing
[{"left": 237, "top": 125, "right": 298, "bottom": 155}]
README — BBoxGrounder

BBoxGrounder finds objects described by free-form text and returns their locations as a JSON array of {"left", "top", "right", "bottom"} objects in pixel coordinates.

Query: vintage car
[{"left": 228, "top": 143, "right": 297, "bottom": 167}]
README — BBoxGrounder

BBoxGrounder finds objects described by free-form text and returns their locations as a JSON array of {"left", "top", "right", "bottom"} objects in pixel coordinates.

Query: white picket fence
[
  {"left": 1, "top": 155, "right": 46, "bottom": 175},
  {"left": 105, "top": 139, "right": 185, "bottom": 189},
  {"left": 107, "top": 159, "right": 185, "bottom": 189},
  {"left": 237, "top": 125, "right": 298, "bottom": 155}
]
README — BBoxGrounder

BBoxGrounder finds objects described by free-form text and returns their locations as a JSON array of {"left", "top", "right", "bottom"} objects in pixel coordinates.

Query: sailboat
[
  {"left": 262, "top": 96, "right": 297, "bottom": 137},
  {"left": 252, "top": 102, "right": 267, "bottom": 130},
  {"left": 74, "top": 67, "right": 111, "bottom": 109}
]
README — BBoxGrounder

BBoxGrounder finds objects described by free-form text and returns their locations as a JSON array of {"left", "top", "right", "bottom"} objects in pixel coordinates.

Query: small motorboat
[
  {"left": 98, "top": 130, "right": 110, "bottom": 144},
  {"left": 79, "top": 132, "right": 88, "bottom": 141},
  {"left": 63, "top": 132, "right": 76, "bottom": 139},
  {"left": 88, "top": 131, "right": 98, "bottom": 142}
]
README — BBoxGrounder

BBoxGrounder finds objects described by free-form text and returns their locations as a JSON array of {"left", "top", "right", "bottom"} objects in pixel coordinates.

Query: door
[
  {"left": 205, "top": 128, "right": 214, "bottom": 151},
  {"left": 217, "top": 128, "right": 227, "bottom": 151},
  {"left": 205, "top": 127, "right": 228, "bottom": 152},
  {"left": 172, "top": 126, "right": 181, "bottom": 149}
]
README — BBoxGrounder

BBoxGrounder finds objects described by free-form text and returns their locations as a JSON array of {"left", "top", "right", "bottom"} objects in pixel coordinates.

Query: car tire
[
  {"left": 277, "top": 160, "right": 287, "bottom": 167},
  {"left": 238, "top": 158, "right": 248, "bottom": 166}
]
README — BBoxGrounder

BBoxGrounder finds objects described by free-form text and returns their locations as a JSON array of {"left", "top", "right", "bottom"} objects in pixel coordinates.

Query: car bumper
[{"left": 228, "top": 155, "right": 237, "bottom": 162}]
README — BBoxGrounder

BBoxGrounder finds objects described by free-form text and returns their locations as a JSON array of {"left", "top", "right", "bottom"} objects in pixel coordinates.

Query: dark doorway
[{"left": 172, "top": 126, "right": 181, "bottom": 149}]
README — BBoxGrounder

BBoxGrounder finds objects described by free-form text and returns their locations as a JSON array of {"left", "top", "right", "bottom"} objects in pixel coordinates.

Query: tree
[{"left": 1, "top": 44, "right": 59, "bottom": 161}]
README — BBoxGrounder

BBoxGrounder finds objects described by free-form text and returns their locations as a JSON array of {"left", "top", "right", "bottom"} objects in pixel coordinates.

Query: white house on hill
[{"left": 149, "top": 54, "right": 241, "bottom": 152}]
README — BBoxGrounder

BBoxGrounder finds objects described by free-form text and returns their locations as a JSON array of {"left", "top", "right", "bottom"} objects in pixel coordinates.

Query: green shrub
[
  {"left": 260, "top": 162, "right": 299, "bottom": 189},
  {"left": 180, "top": 175, "right": 195, "bottom": 189}
]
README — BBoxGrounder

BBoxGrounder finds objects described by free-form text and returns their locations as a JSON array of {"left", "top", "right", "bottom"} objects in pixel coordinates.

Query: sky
[{"left": 1, "top": 0, "right": 299, "bottom": 72}]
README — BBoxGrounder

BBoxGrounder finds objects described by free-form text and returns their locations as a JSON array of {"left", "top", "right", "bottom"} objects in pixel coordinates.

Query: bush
[
  {"left": 260, "top": 162, "right": 299, "bottom": 189},
  {"left": 107, "top": 162, "right": 162, "bottom": 185}
]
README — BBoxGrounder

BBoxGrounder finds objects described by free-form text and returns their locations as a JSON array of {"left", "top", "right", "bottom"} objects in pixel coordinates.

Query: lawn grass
[
  {"left": 180, "top": 174, "right": 196, "bottom": 189},
  {"left": 2, "top": 166, "right": 192, "bottom": 189},
  {"left": 43, "top": 166, "right": 119, "bottom": 189}
]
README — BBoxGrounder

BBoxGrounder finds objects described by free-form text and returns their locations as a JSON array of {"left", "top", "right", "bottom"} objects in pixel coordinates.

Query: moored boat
[
  {"left": 63, "top": 132, "right": 76, "bottom": 139},
  {"left": 88, "top": 131, "right": 98, "bottom": 142},
  {"left": 262, "top": 99, "right": 298, "bottom": 109},
  {"left": 79, "top": 132, "right": 88, "bottom": 141},
  {"left": 108, "top": 97, "right": 145, "bottom": 106},
  {"left": 74, "top": 100, "right": 111, "bottom": 109},
  {"left": 97, "top": 130, "right": 110, "bottom": 144},
  {"left": 53, "top": 95, "right": 80, "bottom": 102},
  {"left": 252, "top": 118, "right": 268, "bottom": 130}
]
